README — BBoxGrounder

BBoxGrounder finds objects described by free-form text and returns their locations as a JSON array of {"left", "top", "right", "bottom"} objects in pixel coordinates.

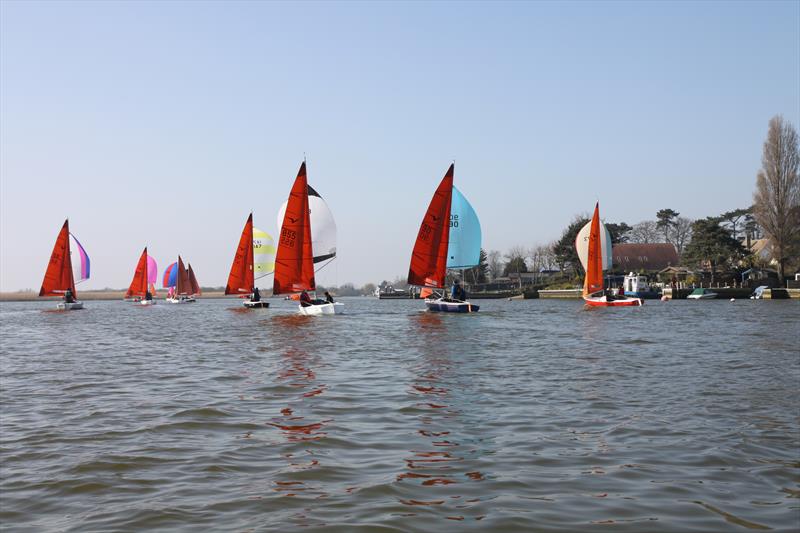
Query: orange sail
[
  {"left": 273, "top": 162, "right": 315, "bottom": 295},
  {"left": 40, "top": 219, "right": 77, "bottom": 297},
  {"left": 583, "top": 202, "right": 604, "bottom": 297},
  {"left": 125, "top": 247, "right": 150, "bottom": 298},
  {"left": 188, "top": 264, "right": 201, "bottom": 295},
  {"left": 176, "top": 256, "right": 192, "bottom": 295},
  {"left": 225, "top": 214, "right": 255, "bottom": 295},
  {"left": 408, "top": 164, "right": 454, "bottom": 288}
]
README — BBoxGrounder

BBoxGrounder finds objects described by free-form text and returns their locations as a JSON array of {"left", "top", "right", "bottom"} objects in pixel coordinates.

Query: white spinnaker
[
  {"left": 575, "top": 220, "right": 613, "bottom": 271},
  {"left": 276, "top": 185, "right": 337, "bottom": 264},
  {"left": 253, "top": 227, "right": 275, "bottom": 279}
]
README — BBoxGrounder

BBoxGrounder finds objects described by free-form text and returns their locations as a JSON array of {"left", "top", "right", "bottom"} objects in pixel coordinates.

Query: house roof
[{"left": 612, "top": 243, "right": 679, "bottom": 271}]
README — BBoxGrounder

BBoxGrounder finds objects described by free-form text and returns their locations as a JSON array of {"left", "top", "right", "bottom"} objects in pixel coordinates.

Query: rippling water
[{"left": 1, "top": 297, "right": 798, "bottom": 532}]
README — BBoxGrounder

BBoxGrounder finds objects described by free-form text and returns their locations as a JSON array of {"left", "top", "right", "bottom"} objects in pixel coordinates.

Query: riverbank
[{"left": 0, "top": 290, "right": 231, "bottom": 302}]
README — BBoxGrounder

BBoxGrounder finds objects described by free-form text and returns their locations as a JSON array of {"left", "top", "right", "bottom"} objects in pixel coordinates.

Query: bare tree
[
  {"left": 628, "top": 220, "right": 660, "bottom": 243},
  {"left": 487, "top": 250, "right": 503, "bottom": 280},
  {"left": 672, "top": 216, "right": 693, "bottom": 257},
  {"left": 753, "top": 115, "right": 800, "bottom": 283}
]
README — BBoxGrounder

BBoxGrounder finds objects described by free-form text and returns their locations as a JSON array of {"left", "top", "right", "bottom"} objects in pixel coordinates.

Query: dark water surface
[{"left": 1, "top": 297, "right": 798, "bottom": 532}]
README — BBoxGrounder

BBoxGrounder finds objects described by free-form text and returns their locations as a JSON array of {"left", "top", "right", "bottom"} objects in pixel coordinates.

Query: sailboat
[
  {"left": 125, "top": 247, "right": 157, "bottom": 305},
  {"left": 273, "top": 161, "right": 343, "bottom": 315},
  {"left": 40, "top": 219, "right": 90, "bottom": 310},
  {"left": 225, "top": 213, "right": 273, "bottom": 308},
  {"left": 408, "top": 163, "right": 481, "bottom": 313},
  {"left": 163, "top": 256, "right": 198, "bottom": 303},
  {"left": 581, "top": 203, "right": 642, "bottom": 307}
]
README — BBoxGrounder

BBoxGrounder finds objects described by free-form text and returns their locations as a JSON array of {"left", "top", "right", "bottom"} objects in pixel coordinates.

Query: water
[{"left": 1, "top": 297, "right": 798, "bottom": 532}]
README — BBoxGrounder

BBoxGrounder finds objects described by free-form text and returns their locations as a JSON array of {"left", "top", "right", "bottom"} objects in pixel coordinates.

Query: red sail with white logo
[
  {"left": 40, "top": 219, "right": 77, "bottom": 297},
  {"left": 225, "top": 214, "right": 255, "bottom": 295},
  {"left": 273, "top": 162, "right": 315, "bottom": 295},
  {"left": 407, "top": 164, "right": 454, "bottom": 288},
  {"left": 126, "top": 247, "right": 150, "bottom": 298}
]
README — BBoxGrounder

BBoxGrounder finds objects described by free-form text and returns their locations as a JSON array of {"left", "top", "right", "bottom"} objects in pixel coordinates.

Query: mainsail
[
  {"left": 126, "top": 247, "right": 150, "bottom": 298},
  {"left": 176, "top": 256, "right": 191, "bottom": 295},
  {"left": 446, "top": 185, "right": 481, "bottom": 269},
  {"left": 276, "top": 184, "right": 336, "bottom": 264},
  {"left": 226, "top": 214, "right": 255, "bottom": 295},
  {"left": 188, "top": 264, "right": 201, "bottom": 295},
  {"left": 408, "top": 164, "right": 454, "bottom": 288},
  {"left": 273, "top": 162, "right": 315, "bottom": 295},
  {"left": 583, "top": 203, "right": 604, "bottom": 297},
  {"left": 40, "top": 220, "right": 77, "bottom": 297}
]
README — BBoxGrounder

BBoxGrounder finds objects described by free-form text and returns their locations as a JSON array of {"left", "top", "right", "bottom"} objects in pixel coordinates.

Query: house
[{"left": 612, "top": 243, "right": 679, "bottom": 272}]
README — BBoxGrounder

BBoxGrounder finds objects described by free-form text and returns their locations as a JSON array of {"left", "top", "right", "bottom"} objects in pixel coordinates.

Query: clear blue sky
[{"left": 2, "top": 0, "right": 798, "bottom": 291}]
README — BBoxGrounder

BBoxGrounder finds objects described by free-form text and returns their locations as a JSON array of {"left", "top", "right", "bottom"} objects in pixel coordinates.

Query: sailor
[
  {"left": 300, "top": 290, "right": 312, "bottom": 307},
  {"left": 251, "top": 286, "right": 261, "bottom": 302},
  {"left": 451, "top": 279, "right": 466, "bottom": 301},
  {"left": 324, "top": 291, "right": 334, "bottom": 303},
  {"left": 144, "top": 290, "right": 153, "bottom": 301},
  {"left": 64, "top": 287, "right": 75, "bottom": 303}
]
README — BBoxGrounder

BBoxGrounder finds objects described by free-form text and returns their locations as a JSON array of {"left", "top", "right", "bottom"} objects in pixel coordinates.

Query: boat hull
[
  {"left": 56, "top": 301, "right": 84, "bottom": 310},
  {"left": 425, "top": 298, "right": 480, "bottom": 313},
  {"left": 299, "top": 302, "right": 344, "bottom": 315},
  {"left": 687, "top": 292, "right": 717, "bottom": 300},
  {"left": 624, "top": 290, "right": 661, "bottom": 299},
  {"left": 166, "top": 297, "right": 196, "bottom": 304},
  {"left": 136, "top": 300, "right": 156, "bottom": 306},
  {"left": 584, "top": 295, "right": 642, "bottom": 307},
  {"left": 243, "top": 300, "right": 270, "bottom": 309}
]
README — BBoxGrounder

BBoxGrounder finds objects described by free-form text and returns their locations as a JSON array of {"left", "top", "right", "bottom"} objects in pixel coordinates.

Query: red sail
[
  {"left": 176, "top": 256, "right": 192, "bottom": 295},
  {"left": 583, "top": 202, "right": 604, "bottom": 297},
  {"left": 408, "top": 164, "right": 454, "bottom": 288},
  {"left": 273, "top": 162, "right": 315, "bottom": 295},
  {"left": 125, "top": 247, "right": 149, "bottom": 298},
  {"left": 225, "top": 214, "right": 255, "bottom": 295},
  {"left": 188, "top": 264, "right": 201, "bottom": 295},
  {"left": 39, "top": 220, "right": 77, "bottom": 297}
]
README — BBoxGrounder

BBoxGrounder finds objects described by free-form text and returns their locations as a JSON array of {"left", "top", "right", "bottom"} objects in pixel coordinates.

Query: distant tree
[
  {"left": 362, "top": 283, "right": 376, "bottom": 295},
  {"left": 552, "top": 215, "right": 589, "bottom": 276},
  {"left": 719, "top": 207, "right": 751, "bottom": 241},
  {"left": 606, "top": 222, "right": 632, "bottom": 244},
  {"left": 672, "top": 216, "right": 693, "bottom": 257},
  {"left": 503, "top": 246, "right": 528, "bottom": 277},
  {"left": 753, "top": 115, "right": 800, "bottom": 283},
  {"left": 656, "top": 209, "right": 680, "bottom": 243},
  {"left": 487, "top": 250, "right": 503, "bottom": 280},
  {"left": 682, "top": 217, "right": 747, "bottom": 284},
  {"left": 628, "top": 220, "right": 660, "bottom": 243}
]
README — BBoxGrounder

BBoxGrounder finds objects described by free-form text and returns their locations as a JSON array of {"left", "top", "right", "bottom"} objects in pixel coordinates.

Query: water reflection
[
  {"left": 398, "top": 312, "right": 489, "bottom": 521},
  {"left": 264, "top": 315, "right": 331, "bottom": 504}
]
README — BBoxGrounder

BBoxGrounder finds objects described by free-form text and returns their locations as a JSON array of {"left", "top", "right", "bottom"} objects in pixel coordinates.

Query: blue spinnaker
[{"left": 446, "top": 186, "right": 481, "bottom": 269}]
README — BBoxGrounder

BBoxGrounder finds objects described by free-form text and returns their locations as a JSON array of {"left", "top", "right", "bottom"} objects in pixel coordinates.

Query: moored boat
[
  {"left": 623, "top": 272, "right": 661, "bottom": 299},
  {"left": 687, "top": 288, "right": 718, "bottom": 299}
]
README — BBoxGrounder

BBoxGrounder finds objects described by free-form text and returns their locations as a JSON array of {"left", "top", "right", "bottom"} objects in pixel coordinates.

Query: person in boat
[
  {"left": 144, "top": 290, "right": 153, "bottom": 301},
  {"left": 324, "top": 291, "right": 334, "bottom": 303},
  {"left": 64, "top": 288, "right": 75, "bottom": 303},
  {"left": 451, "top": 279, "right": 466, "bottom": 301},
  {"left": 251, "top": 286, "right": 261, "bottom": 302},
  {"left": 299, "top": 290, "right": 312, "bottom": 307}
]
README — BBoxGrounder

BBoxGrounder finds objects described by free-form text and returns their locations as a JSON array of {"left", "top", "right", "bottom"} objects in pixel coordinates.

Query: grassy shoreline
[{"left": 0, "top": 291, "right": 232, "bottom": 302}]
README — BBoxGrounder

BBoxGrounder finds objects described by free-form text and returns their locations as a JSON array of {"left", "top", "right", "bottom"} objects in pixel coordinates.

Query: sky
[{"left": 1, "top": 0, "right": 798, "bottom": 291}]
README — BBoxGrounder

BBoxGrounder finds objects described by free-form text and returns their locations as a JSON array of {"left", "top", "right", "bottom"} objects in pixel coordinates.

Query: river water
[{"left": 1, "top": 297, "right": 798, "bottom": 532}]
